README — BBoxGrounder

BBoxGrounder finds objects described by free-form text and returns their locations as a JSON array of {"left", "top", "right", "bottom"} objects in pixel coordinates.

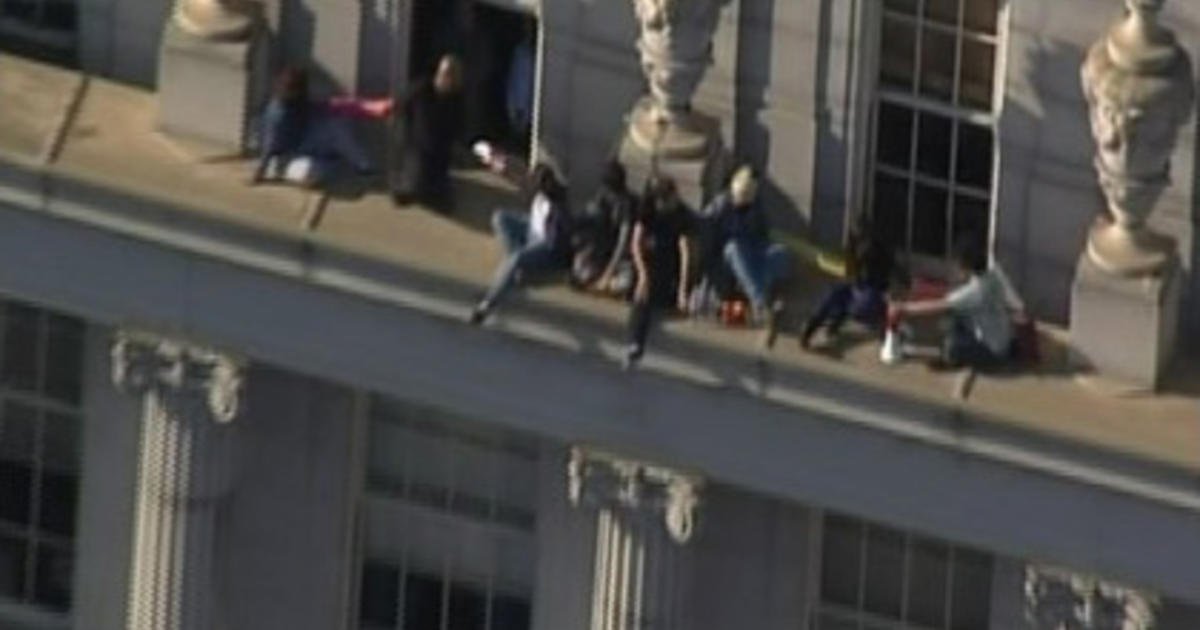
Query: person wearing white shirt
[
  {"left": 888, "top": 237, "right": 1014, "bottom": 370},
  {"left": 470, "top": 152, "right": 571, "bottom": 325}
]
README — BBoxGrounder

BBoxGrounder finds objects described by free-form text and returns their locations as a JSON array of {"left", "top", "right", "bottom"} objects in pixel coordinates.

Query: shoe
[
  {"left": 468, "top": 304, "right": 490, "bottom": 326},
  {"left": 623, "top": 345, "right": 643, "bottom": 371},
  {"left": 799, "top": 320, "right": 818, "bottom": 350},
  {"left": 759, "top": 301, "right": 783, "bottom": 350}
]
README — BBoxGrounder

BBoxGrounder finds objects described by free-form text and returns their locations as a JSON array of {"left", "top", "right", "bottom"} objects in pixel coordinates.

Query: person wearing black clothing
[
  {"left": 625, "top": 176, "right": 694, "bottom": 369},
  {"left": 571, "top": 161, "right": 635, "bottom": 295},
  {"left": 800, "top": 224, "right": 896, "bottom": 349},
  {"left": 393, "top": 55, "right": 464, "bottom": 210}
]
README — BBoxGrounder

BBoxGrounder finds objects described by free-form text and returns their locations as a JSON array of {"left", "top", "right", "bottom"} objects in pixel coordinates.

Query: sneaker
[
  {"left": 622, "top": 345, "right": 644, "bottom": 371},
  {"left": 468, "top": 303, "right": 490, "bottom": 326},
  {"left": 759, "top": 301, "right": 783, "bottom": 350},
  {"left": 799, "top": 319, "right": 819, "bottom": 350}
]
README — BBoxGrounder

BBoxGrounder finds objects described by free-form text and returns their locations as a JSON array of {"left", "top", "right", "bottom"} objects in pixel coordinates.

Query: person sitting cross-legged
[
  {"left": 469, "top": 155, "right": 572, "bottom": 325},
  {"left": 702, "top": 165, "right": 790, "bottom": 345},
  {"left": 887, "top": 237, "right": 1014, "bottom": 371}
]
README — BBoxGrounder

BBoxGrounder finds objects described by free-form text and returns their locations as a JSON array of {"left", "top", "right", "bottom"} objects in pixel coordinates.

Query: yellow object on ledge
[{"left": 772, "top": 230, "right": 847, "bottom": 279}]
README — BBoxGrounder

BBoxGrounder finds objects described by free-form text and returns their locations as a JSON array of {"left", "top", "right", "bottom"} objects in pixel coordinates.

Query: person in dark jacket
[
  {"left": 570, "top": 160, "right": 636, "bottom": 295},
  {"left": 393, "top": 55, "right": 464, "bottom": 210},
  {"left": 800, "top": 221, "right": 897, "bottom": 349},
  {"left": 251, "top": 67, "right": 391, "bottom": 187},
  {"left": 470, "top": 156, "right": 572, "bottom": 325},
  {"left": 701, "top": 165, "right": 790, "bottom": 340},
  {"left": 625, "top": 176, "right": 695, "bottom": 369}
]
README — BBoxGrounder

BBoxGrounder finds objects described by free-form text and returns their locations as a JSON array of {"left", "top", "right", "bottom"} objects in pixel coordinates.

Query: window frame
[
  {"left": 859, "top": 0, "right": 1009, "bottom": 273},
  {"left": 353, "top": 397, "right": 538, "bottom": 630},
  {"left": 813, "top": 512, "right": 996, "bottom": 630},
  {"left": 0, "top": 0, "right": 79, "bottom": 67},
  {"left": 0, "top": 302, "right": 84, "bottom": 625}
]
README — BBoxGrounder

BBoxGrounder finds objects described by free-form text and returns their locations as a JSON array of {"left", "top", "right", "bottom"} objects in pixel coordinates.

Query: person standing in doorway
[
  {"left": 393, "top": 55, "right": 464, "bottom": 211},
  {"left": 506, "top": 23, "right": 536, "bottom": 145}
]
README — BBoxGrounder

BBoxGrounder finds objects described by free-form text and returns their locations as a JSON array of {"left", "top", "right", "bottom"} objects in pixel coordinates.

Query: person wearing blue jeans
[
  {"left": 470, "top": 162, "right": 571, "bottom": 324},
  {"left": 801, "top": 227, "right": 896, "bottom": 348},
  {"left": 251, "top": 67, "right": 390, "bottom": 187},
  {"left": 703, "top": 165, "right": 789, "bottom": 345}
]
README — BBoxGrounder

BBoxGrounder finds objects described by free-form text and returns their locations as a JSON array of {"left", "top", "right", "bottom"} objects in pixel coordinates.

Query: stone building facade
[{"left": 1, "top": 1, "right": 1199, "bottom": 630}]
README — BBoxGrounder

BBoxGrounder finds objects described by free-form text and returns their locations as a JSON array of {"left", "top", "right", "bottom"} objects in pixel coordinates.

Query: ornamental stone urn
[
  {"left": 1080, "top": 0, "right": 1195, "bottom": 276},
  {"left": 628, "top": 0, "right": 731, "bottom": 160},
  {"left": 174, "top": 0, "right": 256, "bottom": 41}
]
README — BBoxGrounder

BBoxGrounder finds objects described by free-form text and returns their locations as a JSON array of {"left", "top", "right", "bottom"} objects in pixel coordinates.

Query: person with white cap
[{"left": 701, "top": 165, "right": 790, "bottom": 345}]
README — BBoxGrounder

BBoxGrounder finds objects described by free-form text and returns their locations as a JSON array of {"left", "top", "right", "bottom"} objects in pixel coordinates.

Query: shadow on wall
[
  {"left": 735, "top": 0, "right": 810, "bottom": 239},
  {"left": 999, "top": 32, "right": 1199, "bottom": 353},
  {"left": 807, "top": 0, "right": 849, "bottom": 246},
  {"left": 995, "top": 37, "right": 1093, "bottom": 326}
]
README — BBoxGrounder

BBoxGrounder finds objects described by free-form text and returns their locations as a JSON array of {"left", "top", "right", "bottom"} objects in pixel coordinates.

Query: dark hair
[
  {"left": 531, "top": 163, "right": 565, "bottom": 202},
  {"left": 601, "top": 161, "right": 627, "bottom": 191},
  {"left": 273, "top": 67, "right": 310, "bottom": 104},
  {"left": 951, "top": 235, "right": 988, "bottom": 274}
]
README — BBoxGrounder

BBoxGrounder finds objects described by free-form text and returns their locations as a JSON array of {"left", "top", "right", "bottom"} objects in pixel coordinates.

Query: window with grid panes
[
  {"left": 815, "top": 513, "right": 994, "bottom": 630},
  {"left": 358, "top": 397, "right": 537, "bottom": 630},
  {"left": 869, "top": 0, "right": 1000, "bottom": 262},
  {"left": 0, "top": 301, "right": 85, "bottom": 616},
  {"left": 0, "top": 0, "right": 77, "bottom": 66}
]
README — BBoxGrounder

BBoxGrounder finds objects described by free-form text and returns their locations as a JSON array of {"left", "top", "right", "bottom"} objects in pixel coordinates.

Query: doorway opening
[{"left": 407, "top": 0, "right": 537, "bottom": 161}]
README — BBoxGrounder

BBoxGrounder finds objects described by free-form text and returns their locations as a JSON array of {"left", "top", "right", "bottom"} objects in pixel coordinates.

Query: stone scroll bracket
[
  {"left": 567, "top": 446, "right": 704, "bottom": 544},
  {"left": 1024, "top": 564, "right": 1159, "bottom": 630},
  {"left": 111, "top": 331, "right": 246, "bottom": 425}
]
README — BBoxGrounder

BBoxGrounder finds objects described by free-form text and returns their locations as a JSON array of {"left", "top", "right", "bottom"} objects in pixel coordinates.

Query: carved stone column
[
  {"left": 1069, "top": 0, "right": 1195, "bottom": 392},
  {"left": 568, "top": 447, "right": 703, "bottom": 630},
  {"left": 112, "top": 332, "right": 246, "bottom": 630},
  {"left": 1024, "top": 565, "right": 1158, "bottom": 630}
]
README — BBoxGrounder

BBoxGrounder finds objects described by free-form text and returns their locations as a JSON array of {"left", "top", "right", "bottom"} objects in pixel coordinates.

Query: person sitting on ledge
[
  {"left": 701, "top": 165, "right": 790, "bottom": 345},
  {"left": 800, "top": 218, "right": 897, "bottom": 349},
  {"left": 625, "top": 176, "right": 695, "bottom": 369},
  {"left": 570, "top": 160, "right": 636, "bottom": 297},
  {"left": 251, "top": 67, "right": 392, "bottom": 188},
  {"left": 886, "top": 236, "right": 1013, "bottom": 371},
  {"left": 469, "top": 149, "right": 572, "bottom": 325}
]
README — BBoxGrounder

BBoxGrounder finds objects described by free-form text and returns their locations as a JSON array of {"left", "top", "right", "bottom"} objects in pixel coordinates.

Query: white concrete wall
[
  {"left": 685, "top": 485, "right": 816, "bottom": 630},
  {"left": 77, "top": 0, "right": 172, "bottom": 85},
  {"left": 70, "top": 325, "right": 140, "bottom": 630},
  {"left": 530, "top": 443, "right": 595, "bottom": 630},
  {"left": 222, "top": 367, "right": 360, "bottom": 630},
  {"left": 994, "top": 0, "right": 1200, "bottom": 344}
]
